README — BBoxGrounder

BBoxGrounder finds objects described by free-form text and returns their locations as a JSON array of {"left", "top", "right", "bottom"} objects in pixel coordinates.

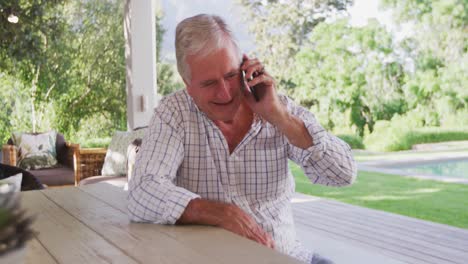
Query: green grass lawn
[
  {"left": 290, "top": 163, "right": 468, "bottom": 229},
  {"left": 353, "top": 148, "right": 468, "bottom": 162}
]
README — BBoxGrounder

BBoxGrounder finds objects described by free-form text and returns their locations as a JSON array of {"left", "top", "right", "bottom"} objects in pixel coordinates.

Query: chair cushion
[
  {"left": 31, "top": 166, "right": 75, "bottom": 186},
  {"left": 11, "top": 131, "right": 58, "bottom": 170},
  {"left": 78, "top": 175, "right": 127, "bottom": 188},
  {"left": 101, "top": 129, "right": 146, "bottom": 176}
]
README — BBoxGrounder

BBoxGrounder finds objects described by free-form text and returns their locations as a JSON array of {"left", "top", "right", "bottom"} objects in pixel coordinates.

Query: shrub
[
  {"left": 365, "top": 124, "right": 468, "bottom": 152},
  {"left": 364, "top": 112, "right": 424, "bottom": 151},
  {"left": 79, "top": 137, "right": 112, "bottom": 148},
  {"left": 337, "top": 134, "right": 365, "bottom": 149},
  {"left": 396, "top": 128, "right": 468, "bottom": 151}
]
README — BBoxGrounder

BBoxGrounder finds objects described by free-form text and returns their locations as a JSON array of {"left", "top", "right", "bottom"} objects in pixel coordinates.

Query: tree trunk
[{"left": 31, "top": 65, "right": 41, "bottom": 133}]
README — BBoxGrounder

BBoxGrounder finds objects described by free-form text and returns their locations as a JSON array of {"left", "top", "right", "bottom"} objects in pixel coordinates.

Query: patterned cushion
[
  {"left": 101, "top": 129, "right": 146, "bottom": 176},
  {"left": 12, "top": 131, "right": 58, "bottom": 170}
]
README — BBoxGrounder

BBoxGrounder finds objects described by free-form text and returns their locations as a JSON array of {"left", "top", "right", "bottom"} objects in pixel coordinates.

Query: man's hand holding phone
[{"left": 240, "top": 54, "right": 288, "bottom": 127}]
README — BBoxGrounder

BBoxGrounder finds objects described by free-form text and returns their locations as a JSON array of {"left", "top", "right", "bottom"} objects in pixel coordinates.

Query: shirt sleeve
[
  {"left": 283, "top": 96, "right": 357, "bottom": 186},
  {"left": 127, "top": 104, "right": 200, "bottom": 224}
]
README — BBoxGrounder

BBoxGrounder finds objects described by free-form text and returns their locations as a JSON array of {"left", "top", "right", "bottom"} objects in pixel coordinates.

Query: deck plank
[
  {"left": 313, "top": 197, "right": 468, "bottom": 239},
  {"left": 292, "top": 193, "right": 468, "bottom": 264},
  {"left": 293, "top": 202, "right": 468, "bottom": 252}
]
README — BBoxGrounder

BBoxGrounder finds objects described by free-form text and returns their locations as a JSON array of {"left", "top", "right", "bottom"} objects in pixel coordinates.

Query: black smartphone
[{"left": 241, "top": 65, "right": 260, "bottom": 102}]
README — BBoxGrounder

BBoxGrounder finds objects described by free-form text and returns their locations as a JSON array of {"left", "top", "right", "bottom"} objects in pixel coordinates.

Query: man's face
[{"left": 185, "top": 44, "right": 243, "bottom": 122}]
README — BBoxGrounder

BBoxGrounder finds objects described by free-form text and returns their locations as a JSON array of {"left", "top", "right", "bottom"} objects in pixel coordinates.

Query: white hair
[{"left": 175, "top": 14, "right": 241, "bottom": 82}]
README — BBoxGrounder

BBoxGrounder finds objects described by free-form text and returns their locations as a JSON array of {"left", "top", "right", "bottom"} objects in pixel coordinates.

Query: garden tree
[
  {"left": 292, "top": 19, "right": 406, "bottom": 136},
  {"left": 382, "top": 0, "right": 466, "bottom": 63},
  {"left": 381, "top": 0, "right": 467, "bottom": 126},
  {"left": 55, "top": 0, "right": 127, "bottom": 137},
  {"left": 236, "top": 0, "right": 352, "bottom": 92},
  {"left": 0, "top": 0, "right": 180, "bottom": 143},
  {"left": 0, "top": 0, "right": 69, "bottom": 133},
  {"left": 155, "top": 9, "right": 182, "bottom": 96},
  {"left": 0, "top": 74, "right": 32, "bottom": 143}
]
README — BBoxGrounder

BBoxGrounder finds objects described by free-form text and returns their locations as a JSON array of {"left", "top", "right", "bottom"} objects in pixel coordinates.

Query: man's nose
[{"left": 216, "top": 80, "right": 232, "bottom": 102}]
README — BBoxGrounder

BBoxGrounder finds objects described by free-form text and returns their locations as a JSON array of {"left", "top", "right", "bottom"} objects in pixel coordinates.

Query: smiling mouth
[{"left": 212, "top": 99, "right": 233, "bottom": 106}]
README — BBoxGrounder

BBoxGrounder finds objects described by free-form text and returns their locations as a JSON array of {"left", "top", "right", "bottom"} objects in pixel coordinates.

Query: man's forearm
[
  {"left": 176, "top": 198, "right": 227, "bottom": 226},
  {"left": 275, "top": 112, "right": 314, "bottom": 150}
]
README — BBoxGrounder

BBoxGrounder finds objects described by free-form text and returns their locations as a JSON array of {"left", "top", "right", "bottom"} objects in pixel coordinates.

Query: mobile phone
[{"left": 241, "top": 66, "right": 260, "bottom": 102}]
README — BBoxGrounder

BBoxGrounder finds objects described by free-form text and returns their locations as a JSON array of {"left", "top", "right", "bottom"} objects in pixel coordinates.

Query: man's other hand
[
  {"left": 219, "top": 204, "right": 275, "bottom": 249},
  {"left": 177, "top": 198, "right": 275, "bottom": 249}
]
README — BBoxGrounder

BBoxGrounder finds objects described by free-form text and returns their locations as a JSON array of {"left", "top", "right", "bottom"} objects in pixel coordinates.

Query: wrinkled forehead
[{"left": 187, "top": 46, "right": 241, "bottom": 79}]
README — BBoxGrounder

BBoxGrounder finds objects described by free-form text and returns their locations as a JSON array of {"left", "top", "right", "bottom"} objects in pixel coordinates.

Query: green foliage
[
  {"left": 0, "top": 0, "right": 128, "bottom": 142},
  {"left": 55, "top": 0, "right": 127, "bottom": 138},
  {"left": 79, "top": 137, "right": 112, "bottom": 148},
  {"left": 236, "top": 0, "right": 352, "bottom": 91},
  {"left": 396, "top": 128, "right": 468, "bottom": 151},
  {"left": 0, "top": 0, "right": 69, "bottom": 133},
  {"left": 155, "top": 9, "right": 182, "bottom": 96},
  {"left": 337, "top": 134, "right": 365, "bottom": 149},
  {"left": 383, "top": 0, "right": 467, "bottom": 125},
  {"left": 364, "top": 112, "right": 424, "bottom": 151},
  {"left": 0, "top": 73, "right": 39, "bottom": 143},
  {"left": 68, "top": 113, "right": 115, "bottom": 146},
  {"left": 365, "top": 112, "right": 468, "bottom": 151},
  {"left": 293, "top": 19, "right": 405, "bottom": 137},
  {"left": 157, "top": 63, "right": 183, "bottom": 96}
]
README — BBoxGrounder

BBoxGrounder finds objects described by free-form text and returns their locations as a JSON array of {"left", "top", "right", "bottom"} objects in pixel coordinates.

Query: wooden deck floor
[{"left": 291, "top": 193, "right": 468, "bottom": 264}]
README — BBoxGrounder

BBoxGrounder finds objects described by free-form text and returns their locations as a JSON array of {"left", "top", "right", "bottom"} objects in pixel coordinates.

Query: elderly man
[{"left": 128, "top": 14, "right": 357, "bottom": 264}]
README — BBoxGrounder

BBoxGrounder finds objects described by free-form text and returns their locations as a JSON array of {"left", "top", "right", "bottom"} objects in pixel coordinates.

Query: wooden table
[{"left": 22, "top": 183, "right": 300, "bottom": 264}]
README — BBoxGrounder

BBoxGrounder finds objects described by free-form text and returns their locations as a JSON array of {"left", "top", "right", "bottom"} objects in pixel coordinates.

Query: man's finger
[
  {"left": 247, "top": 73, "right": 273, "bottom": 88},
  {"left": 241, "top": 80, "right": 259, "bottom": 104},
  {"left": 244, "top": 62, "right": 264, "bottom": 80},
  {"left": 247, "top": 230, "right": 268, "bottom": 246}
]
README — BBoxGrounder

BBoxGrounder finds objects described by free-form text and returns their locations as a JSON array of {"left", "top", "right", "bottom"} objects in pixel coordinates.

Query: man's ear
[{"left": 182, "top": 77, "right": 190, "bottom": 89}]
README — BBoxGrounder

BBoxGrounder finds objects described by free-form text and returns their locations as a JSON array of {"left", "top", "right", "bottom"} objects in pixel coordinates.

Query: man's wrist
[
  {"left": 276, "top": 113, "right": 314, "bottom": 149},
  {"left": 269, "top": 106, "right": 290, "bottom": 129},
  {"left": 177, "top": 198, "right": 226, "bottom": 226}
]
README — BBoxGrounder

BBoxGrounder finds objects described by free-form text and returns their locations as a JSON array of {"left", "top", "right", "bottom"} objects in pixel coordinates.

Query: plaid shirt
[{"left": 128, "top": 90, "right": 357, "bottom": 263}]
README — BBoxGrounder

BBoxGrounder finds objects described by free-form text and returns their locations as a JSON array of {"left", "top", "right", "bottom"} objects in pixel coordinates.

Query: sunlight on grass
[
  {"left": 356, "top": 195, "right": 414, "bottom": 201},
  {"left": 407, "top": 188, "right": 441, "bottom": 194},
  {"left": 289, "top": 161, "right": 468, "bottom": 229},
  {"left": 353, "top": 149, "right": 468, "bottom": 162}
]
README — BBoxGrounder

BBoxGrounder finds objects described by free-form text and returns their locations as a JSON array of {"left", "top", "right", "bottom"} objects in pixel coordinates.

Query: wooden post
[{"left": 124, "top": 0, "right": 158, "bottom": 131}]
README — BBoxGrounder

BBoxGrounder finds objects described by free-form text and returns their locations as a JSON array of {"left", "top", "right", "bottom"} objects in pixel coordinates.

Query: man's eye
[
  {"left": 226, "top": 73, "right": 237, "bottom": 79},
  {"left": 202, "top": 81, "right": 216, "bottom": 87}
]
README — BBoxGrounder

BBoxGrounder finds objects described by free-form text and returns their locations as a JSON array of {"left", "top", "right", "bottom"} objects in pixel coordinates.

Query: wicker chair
[
  {"left": 77, "top": 139, "right": 142, "bottom": 186},
  {"left": 2, "top": 133, "right": 80, "bottom": 186},
  {"left": 74, "top": 147, "right": 108, "bottom": 184}
]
